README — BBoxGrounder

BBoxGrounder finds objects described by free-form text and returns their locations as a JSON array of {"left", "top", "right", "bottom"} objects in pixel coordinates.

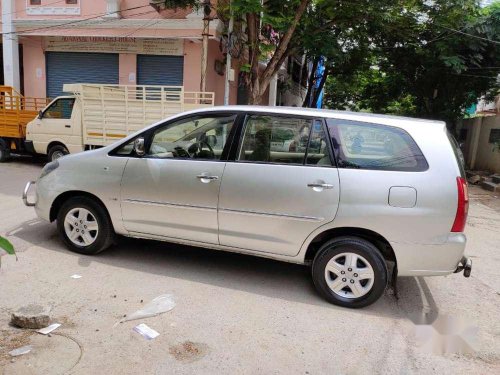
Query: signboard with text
[{"left": 45, "top": 37, "right": 184, "bottom": 56}]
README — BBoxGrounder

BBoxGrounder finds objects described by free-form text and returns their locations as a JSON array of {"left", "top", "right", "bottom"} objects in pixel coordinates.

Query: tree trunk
[
  {"left": 302, "top": 56, "right": 320, "bottom": 107},
  {"left": 311, "top": 66, "right": 330, "bottom": 108},
  {"left": 245, "top": 0, "right": 310, "bottom": 104}
]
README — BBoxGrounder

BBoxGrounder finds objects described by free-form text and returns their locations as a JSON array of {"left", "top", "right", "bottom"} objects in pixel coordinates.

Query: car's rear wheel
[
  {"left": 312, "top": 236, "right": 388, "bottom": 308},
  {"left": 48, "top": 145, "right": 69, "bottom": 162},
  {"left": 57, "top": 196, "right": 114, "bottom": 255}
]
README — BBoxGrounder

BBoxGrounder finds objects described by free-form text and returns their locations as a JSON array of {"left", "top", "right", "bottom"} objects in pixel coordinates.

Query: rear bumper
[{"left": 392, "top": 233, "right": 467, "bottom": 276}]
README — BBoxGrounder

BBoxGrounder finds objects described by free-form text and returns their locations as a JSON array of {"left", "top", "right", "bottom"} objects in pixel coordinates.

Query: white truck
[{"left": 25, "top": 84, "right": 215, "bottom": 161}]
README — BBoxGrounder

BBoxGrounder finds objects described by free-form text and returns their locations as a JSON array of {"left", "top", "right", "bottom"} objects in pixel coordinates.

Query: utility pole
[
  {"left": 200, "top": 0, "right": 211, "bottom": 93},
  {"left": 223, "top": 2, "right": 233, "bottom": 106},
  {"left": 2, "top": 0, "right": 21, "bottom": 92}
]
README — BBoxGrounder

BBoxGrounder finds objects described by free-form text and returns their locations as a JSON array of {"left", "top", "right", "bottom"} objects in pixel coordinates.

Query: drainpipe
[
  {"left": 2, "top": 0, "right": 21, "bottom": 92},
  {"left": 223, "top": 2, "right": 233, "bottom": 106},
  {"left": 200, "top": 1, "right": 211, "bottom": 93}
]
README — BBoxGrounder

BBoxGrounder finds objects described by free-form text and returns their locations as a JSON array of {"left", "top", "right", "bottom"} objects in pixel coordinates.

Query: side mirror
[
  {"left": 133, "top": 137, "right": 145, "bottom": 157},
  {"left": 38, "top": 110, "right": 43, "bottom": 119}
]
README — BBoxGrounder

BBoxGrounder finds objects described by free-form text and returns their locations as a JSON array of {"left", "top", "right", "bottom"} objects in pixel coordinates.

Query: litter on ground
[
  {"left": 133, "top": 323, "right": 160, "bottom": 340},
  {"left": 122, "top": 294, "right": 175, "bottom": 323},
  {"left": 9, "top": 345, "right": 32, "bottom": 357},
  {"left": 37, "top": 323, "right": 61, "bottom": 335}
]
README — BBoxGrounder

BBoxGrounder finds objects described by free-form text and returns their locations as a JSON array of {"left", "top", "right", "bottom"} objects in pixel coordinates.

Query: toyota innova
[{"left": 23, "top": 106, "right": 471, "bottom": 308}]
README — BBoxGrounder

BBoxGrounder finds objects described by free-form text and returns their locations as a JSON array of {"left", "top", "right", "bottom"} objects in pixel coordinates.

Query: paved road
[{"left": 0, "top": 159, "right": 499, "bottom": 374}]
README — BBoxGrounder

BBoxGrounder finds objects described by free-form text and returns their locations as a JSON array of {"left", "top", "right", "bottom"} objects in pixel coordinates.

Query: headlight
[{"left": 39, "top": 160, "right": 59, "bottom": 179}]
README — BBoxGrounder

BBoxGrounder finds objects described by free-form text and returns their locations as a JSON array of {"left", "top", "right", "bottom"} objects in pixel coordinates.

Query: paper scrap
[
  {"left": 133, "top": 323, "right": 159, "bottom": 340},
  {"left": 70, "top": 274, "right": 82, "bottom": 279},
  {"left": 38, "top": 323, "right": 61, "bottom": 335},
  {"left": 9, "top": 345, "right": 32, "bottom": 357}
]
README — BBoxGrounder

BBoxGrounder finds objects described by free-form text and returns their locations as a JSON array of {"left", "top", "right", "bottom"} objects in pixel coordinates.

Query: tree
[
  {"left": 323, "top": 0, "right": 500, "bottom": 125},
  {"left": 157, "top": 0, "right": 311, "bottom": 104}
]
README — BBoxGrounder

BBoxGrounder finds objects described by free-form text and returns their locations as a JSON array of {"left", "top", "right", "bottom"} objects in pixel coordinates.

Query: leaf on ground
[{"left": 0, "top": 236, "right": 15, "bottom": 255}]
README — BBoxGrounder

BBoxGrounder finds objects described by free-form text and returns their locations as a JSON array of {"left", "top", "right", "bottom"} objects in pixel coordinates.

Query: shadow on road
[{"left": 9, "top": 218, "right": 439, "bottom": 321}]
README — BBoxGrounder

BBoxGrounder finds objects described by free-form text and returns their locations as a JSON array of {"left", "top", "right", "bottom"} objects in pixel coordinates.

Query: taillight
[{"left": 451, "top": 177, "right": 469, "bottom": 232}]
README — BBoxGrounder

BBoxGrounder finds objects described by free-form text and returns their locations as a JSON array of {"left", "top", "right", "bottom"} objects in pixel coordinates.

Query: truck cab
[{"left": 26, "top": 96, "right": 83, "bottom": 161}]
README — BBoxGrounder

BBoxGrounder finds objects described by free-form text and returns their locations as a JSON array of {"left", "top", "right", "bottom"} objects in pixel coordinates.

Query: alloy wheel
[
  {"left": 64, "top": 208, "right": 99, "bottom": 247},
  {"left": 324, "top": 252, "right": 375, "bottom": 299}
]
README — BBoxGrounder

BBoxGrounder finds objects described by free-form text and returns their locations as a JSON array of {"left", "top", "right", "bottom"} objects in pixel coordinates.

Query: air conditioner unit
[{"left": 103, "top": 0, "right": 122, "bottom": 19}]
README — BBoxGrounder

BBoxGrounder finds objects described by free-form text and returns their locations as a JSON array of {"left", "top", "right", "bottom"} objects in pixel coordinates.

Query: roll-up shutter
[
  {"left": 46, "top": 52, "right": 119, "bottom": 98},
  {"left": 136, "top": 55, "right": 184, "bottom": 86}
]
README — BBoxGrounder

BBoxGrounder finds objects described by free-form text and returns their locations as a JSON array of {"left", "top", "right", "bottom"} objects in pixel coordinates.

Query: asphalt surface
[{"left": 0, "top": 158, "right": 499, "bottom": 374}]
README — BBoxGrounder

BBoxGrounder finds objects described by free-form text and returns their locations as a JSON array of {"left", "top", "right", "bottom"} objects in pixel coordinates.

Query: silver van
[{"left": 23, "top": 106, "right": 471, "bottom": 308}]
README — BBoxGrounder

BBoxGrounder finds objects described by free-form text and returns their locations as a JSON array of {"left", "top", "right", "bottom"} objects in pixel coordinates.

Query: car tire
[
  {"left": 312, "top": 236, "right": 388, "bottom": 308},
  {"left": 48, "top": 145, "right": 69, "bottom": 162},
  {"left": 0, "top": 139, "right": 11, "bottom": 162},
  {"left": 57, "top": 196, "right": 115, "bottom": 255}
]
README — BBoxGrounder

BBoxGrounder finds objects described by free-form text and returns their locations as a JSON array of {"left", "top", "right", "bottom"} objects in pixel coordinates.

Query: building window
[
  {"left": 66, "top": 0, "right": 78, "bottom": 4},
  {"left": 30, "top": 0, "right": 42, "bottom": 5}
]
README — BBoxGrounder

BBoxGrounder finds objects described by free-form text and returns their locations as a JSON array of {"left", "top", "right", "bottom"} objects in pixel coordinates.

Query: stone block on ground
[
  {"left": 492, "top": 175, "right": 500, "bottom": 184},
  {"left": 480, "top": 181, "right": 500, "bottom": 192},
  {"left": 11, "top": 304, "right": 51, "bottom": 329}
]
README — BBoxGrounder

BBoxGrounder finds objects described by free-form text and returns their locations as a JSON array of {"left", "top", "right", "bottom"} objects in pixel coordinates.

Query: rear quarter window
[{"left": 326, "top": 119, "right": 428, "bottom": 172}]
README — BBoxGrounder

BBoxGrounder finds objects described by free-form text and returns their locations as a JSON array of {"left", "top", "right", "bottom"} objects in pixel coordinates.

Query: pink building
[{"left": 1, "top": 0, "right": 243, "bottom": 104}]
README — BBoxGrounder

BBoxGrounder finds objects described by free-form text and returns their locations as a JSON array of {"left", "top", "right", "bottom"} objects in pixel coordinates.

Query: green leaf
[{"left": 0, "top": 236, "right": 15, "bottom": 255}]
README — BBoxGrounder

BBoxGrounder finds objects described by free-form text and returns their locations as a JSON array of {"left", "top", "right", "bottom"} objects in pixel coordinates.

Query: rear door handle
[
  {"left": 307, "top": 183, "right": 334, "bottom": 189},
  {"left": 65, "top": 125, "right": 71, "bottom": 128}
]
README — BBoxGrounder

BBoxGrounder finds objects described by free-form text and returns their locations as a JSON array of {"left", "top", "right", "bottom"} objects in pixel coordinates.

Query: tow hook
[{"left": 454, "top": 256, "right": 472, "bottom": 278}]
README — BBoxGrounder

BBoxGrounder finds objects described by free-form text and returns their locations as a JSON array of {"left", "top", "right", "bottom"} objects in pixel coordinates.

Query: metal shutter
[
  {"left": 46, "top": 52, "right": 119, "bottom": 98},
  {"left": 136, "top": 55, "right": 184, "bottom": 86}
]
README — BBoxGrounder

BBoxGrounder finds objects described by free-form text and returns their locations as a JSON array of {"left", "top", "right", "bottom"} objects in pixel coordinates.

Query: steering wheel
[{"left": 188, "top": 139, "right": 215, "bottom": 159}]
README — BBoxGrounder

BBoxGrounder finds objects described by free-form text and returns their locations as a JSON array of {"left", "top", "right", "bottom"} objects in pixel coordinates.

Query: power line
[
  {"left": 0, "top": 4, "right": 152, "bottom": 37},
  {"left": 1, "top": 9, "right": 159, "bottom": 45},
  {"left": 0, "top": 0, "right": 66, "bottom": 19},
  {"left": 436, "top": 25, "right": 500, "bottom": 45}
]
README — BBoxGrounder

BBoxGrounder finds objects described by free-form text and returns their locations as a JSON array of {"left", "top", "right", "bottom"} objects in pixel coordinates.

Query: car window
[
  {"left": 147, "top": 114, "right": 236, "bottom": 160},
  {"left": 43, "top": 98, "right": 75, "bottom": 119},
  {"left": 238, "top": 115, "right": 312, "bottom": 164},
  {"left": 306, "top": 120, "right": 333, "bottom": 167},
  {"left": 326, "top": 119, "right": 428, "bottom": 171}
]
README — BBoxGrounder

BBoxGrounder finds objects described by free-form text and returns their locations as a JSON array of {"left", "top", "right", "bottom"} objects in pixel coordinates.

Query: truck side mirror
[
  {"left": 38, "top": 110, "right": 43, "bottom": 119},
  {"left": 133, "top": 137, "right": 145, "bottom": 157}
]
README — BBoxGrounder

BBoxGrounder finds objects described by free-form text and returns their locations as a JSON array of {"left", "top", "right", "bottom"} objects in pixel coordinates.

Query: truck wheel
[
  {"left": 48, "top": 145, "right": 69, "bottom": 161},
  {"left": 312, "top": 236, "right": 388, "bottom": 308},
  {"left": 57, "top": 196, "right": 115, "bottom": 255},
  {"left": 0, "top": 139, "right": 11, "bottom": 162}
]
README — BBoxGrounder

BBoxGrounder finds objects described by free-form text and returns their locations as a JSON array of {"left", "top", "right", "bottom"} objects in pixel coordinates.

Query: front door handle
[
  {"left": 65, "top": 125, "right": 71, "bottom": 128},
  {"left": 197, "top": 174, "right": 219, "bottom": 183},
  {"left": 307, "top": 183, "right": 334, "bottom": 190}
]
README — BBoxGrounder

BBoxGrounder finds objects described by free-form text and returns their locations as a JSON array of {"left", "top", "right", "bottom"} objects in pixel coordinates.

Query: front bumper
[{"left": 22, "top": 181, "right": 36, "bottom": 207}]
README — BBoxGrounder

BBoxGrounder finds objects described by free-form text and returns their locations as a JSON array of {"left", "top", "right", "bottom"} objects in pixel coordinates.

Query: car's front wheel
[
  {"left": 57, "top": 196, "right": 114, "bottom": 255},
  {"left": 312, "top": 236, "right": 388, "bottom": 308}
]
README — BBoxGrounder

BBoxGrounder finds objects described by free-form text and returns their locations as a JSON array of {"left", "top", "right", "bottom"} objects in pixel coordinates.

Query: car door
[
  {"left": 119, "top": 113, "right": 237, "bottom": 244},
  {"left": 218, "top": 114, "right": 340, "bottom": 256},
  {"left": 35, "top": 97, "right": 75, "bottom": 138}
]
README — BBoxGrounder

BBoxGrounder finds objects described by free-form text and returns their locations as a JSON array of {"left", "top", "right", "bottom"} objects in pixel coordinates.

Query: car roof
[{"left": 184, "top": 105, "right": 445, "bottom": 130}]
